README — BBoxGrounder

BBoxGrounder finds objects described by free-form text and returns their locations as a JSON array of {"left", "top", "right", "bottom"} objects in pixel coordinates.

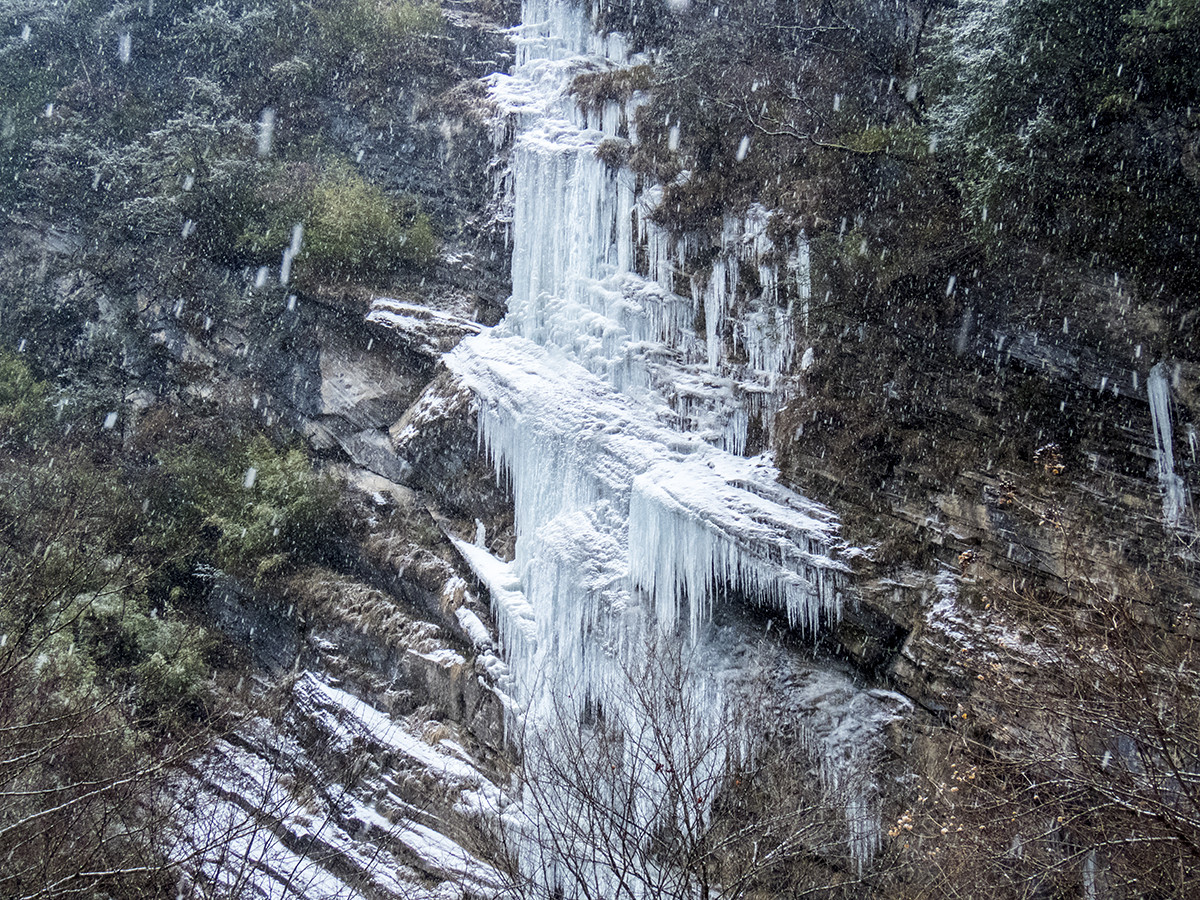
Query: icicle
[
  {"left": 443, "top": 0, "right": 889, "bottom": 878},
  {"left": 1148, "top": 362, "right": 1189, "bottom": 528}
]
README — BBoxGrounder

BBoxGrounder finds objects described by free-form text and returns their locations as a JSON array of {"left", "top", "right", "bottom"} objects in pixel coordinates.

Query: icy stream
[{"left": 434, "top": 0, "right": 908, "bottom": 878}]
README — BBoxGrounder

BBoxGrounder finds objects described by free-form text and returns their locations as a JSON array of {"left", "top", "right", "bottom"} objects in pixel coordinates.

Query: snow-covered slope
[{"left": 175, "top": 673, "right": 506, "bottom": 900}]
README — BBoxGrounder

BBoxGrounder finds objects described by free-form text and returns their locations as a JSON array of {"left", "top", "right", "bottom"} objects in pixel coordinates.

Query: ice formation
[
  {"left": 1148, "top": 362, "right": 1189, "bottom": 528},
  {"left": 458, "top": 0, "right": 844, "bottom": 666},
  {"left": 441, "top": 0, "right": 901, "bottom": 877},
  {"left": 487, "top": 0, "right": 810, "bottom": 452},
  {"left": 447, "top": 332, "right": 847, "bottom": 678}
]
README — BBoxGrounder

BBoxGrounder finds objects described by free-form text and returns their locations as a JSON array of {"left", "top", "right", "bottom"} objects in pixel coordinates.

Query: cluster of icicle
[
  {"left": 488, "top": 2, "right": 811, "bottom": 454},
  {"left": 443, "top": 0, "right": 887, "bottom": 881},
  {"left": 448, "top": 332, "right": 846, "bottom": 700}
]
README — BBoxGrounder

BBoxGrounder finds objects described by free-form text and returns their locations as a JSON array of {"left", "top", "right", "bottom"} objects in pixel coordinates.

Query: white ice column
[
  {"left": 508, "top": 132, "right": 637, "bottom": 347},
  {"left": 1148, "top": 362, "right": 1189, "bottom": 528}
]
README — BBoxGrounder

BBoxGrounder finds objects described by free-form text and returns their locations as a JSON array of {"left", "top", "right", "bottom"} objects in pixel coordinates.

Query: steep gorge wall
[
  {"left": 4, "top": 0, "right": 1197, "bottom": 896},
  {"left": 345, "top": 3, "right": 1200, "bottom": 890}
]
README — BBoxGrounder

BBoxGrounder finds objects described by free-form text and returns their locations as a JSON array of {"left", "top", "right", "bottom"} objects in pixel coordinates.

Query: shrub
[
  {"left": 234, "top": 160, "right": 320, "bottom": 261},
  {"left": 310, "top": 0, "right": 445, "bottom": 75},
  {"left": 595, "top": 137, "right": 633, "bottom": 170},
  {"left": 303, "top": 160, "right": 405, "bottom": 278},
  {"left": 0, "top": 350, "right": 51, "bottom": 450},
  {"left": 79, "top": 598, "right": 216, "bottom": 725},
  {"left": 158, "top": 434, "right": 341, "bottom": 584},
  {"left": 235, "top": 158, "right": 437, "bottom": 282},
  {"left": 572, "top": 64, "right": 653, "bottom": 114},
  {"left": 300, "top": 160, "right": 438, "bottom": 280}
]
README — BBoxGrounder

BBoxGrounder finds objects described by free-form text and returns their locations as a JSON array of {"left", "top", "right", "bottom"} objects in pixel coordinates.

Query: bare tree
[
  {"left": 492, "top": 636, "right": 876, "bottom": 900},
  {"left": 892, "top": 543, "right": 1200, "bottom": 899}
]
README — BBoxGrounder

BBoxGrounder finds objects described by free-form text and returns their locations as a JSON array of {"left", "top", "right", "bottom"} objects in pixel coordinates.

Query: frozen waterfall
[
  {"left": 437, "top": 0, "right": 904, "bottom": 878},
  {"left": 1148, "top": 362, "right": 1190, "bottom": 528},
  {"left": 448, "top": 0, "right": 848, "bottom": 715}
]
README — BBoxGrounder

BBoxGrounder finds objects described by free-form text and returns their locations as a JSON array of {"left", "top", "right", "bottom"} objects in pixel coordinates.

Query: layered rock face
[
  {"left": 172, "top": 1, "right": 1197, "bottom": 893},
  {"left": 163, "top": 3, "right": 922, "bottom": 890},
  {"left": 4, "top": 0, "right": 1195, "bottom": 896}
]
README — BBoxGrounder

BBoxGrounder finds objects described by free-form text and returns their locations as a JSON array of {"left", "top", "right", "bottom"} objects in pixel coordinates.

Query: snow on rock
[
  {"left": 451, "top": 536, "right": 538, "bottom": 691},
  {"left": 170, "top": 672, "right": 513, "bottom": 898},
  {"left": 928, "top": 568, "right": 1044, "bottom": 660},
  {"left": 455, "top": 606, "right": 494, "bottom": 649},
  {"left": 293, "top": 673, "right": 500, "bottom": 802},
  {"left": 174, "top": 719, "right": 502, "bottom": 900},
  {"left": 367, "top": 297, "right": 482, "bottom": 358}
]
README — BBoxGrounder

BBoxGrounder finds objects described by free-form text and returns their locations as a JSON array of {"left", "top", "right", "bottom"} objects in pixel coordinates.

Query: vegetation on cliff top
[
  {"left": 2, "top": 0, "right": 446, "bottom": 297},
  {"left": 618, "top": 0, "right": 1198, "bottom": 314}
]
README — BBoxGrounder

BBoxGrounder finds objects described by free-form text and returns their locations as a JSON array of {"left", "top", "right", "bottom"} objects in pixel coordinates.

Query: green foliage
[
  {"left": 0, "top": 441, "right": 217, "bottom": 733},
  {"left": 0, "top": 350, "right": 52, "bottom": 449},
  {"left": 2, "top": 0, "right": 449, "bottom": 299},
  {"left": 310, "top": 0, "right": 446, "bottom": 76},
  {"left": 168, "top": 1, "right": 281, "bottom": 81},
  {"left": 236, "top": 158, "right": 437, "bottom": 281},
  {"left": 629, "top": 0, "right": 942, "bottom": 235},
  {"left": 0, "top": 0, "right": 80, "bottom": 207},
  {"left": 232, "top": 160, "right": 319, "bottom": 260},
  {"left": 379, "top": 0, "right": 445, "bottom": 37},
  {"left": 61, "top": 119, "right": 435, "bottom": 283},
  {"left": 213, "top": 437, "right": 336, "bottom": 581},
  {"left": 1118, "top": 0, "right": 1200, "bottom": 134},
  {"left": 401, "top": 206, "right": 439, "bottom": 268},
  {"left": 0, "top": 386, "right": 341, "bottom": 734},
  {"left": 836, "top": 124, "right": 932, "bottom": 161},
  {"left": 158, "top": 434, "right": 340, "bottom": 584},
  {"left": 0, "top": 448, "right": 199, "bottom": 895},
  {"left": 929, "top": 0, "right": 1199, "bottom": 292},
  {"left": 303, "top": 159, "right": 434, "bottom": 278},
  {"left": 81, "top": 78, "right": 261, "bottom": 243},
  {"left": 80, "top": 599, "right": 215, "bottom": 723},
  {"left": 0, "top": 458, "right": 127, "bottom": 637}
]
